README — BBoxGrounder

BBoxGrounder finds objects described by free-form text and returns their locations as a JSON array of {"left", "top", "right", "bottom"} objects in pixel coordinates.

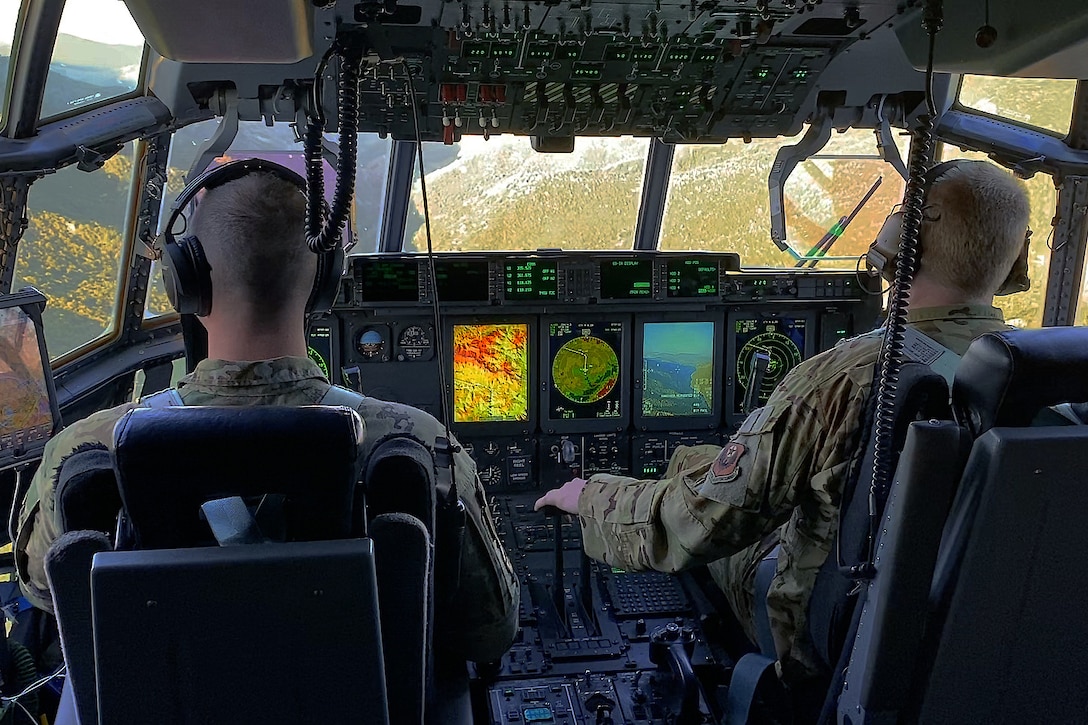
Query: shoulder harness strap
[
  {"left": 319, "top": 385, "right": 367, "bottom": 408},
  {"left": 899, "top": 326, "right": 961, "bottom": 388},
  {"left": 140, "top": 389, "right": 184, "bottom": 408}
]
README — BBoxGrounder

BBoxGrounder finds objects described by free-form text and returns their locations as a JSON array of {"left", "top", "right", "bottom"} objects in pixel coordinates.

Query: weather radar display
[
  {"left": 642, "top": 322, "right": 715, "bottom": 417},
  {"left": 453, "top": 324, "right": 529, "bottom": 423},
  {"left": 733, "top": 317, "right": 806, "bottom": 414},
  {"left": 548, "top": 321, "right": 623, "bottom": 420}
]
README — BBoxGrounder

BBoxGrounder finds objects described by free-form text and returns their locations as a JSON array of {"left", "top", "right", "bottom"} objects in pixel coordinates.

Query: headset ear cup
[
  {"left": 307, "top": 243, "right": 344, "bottom": 314},
  {"left": 996, "top": 232, "right": 1032, "bottom": 296},
  {"left": 867, "top": 211, "right": 905, "bottom": 283},
  {"left": 165, "top": 235, "right": 213, "bottom": 316}
]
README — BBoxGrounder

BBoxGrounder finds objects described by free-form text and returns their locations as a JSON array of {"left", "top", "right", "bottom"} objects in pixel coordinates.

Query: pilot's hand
[{"left": 534, "top": 478, "right": 587, "bottom": 516}]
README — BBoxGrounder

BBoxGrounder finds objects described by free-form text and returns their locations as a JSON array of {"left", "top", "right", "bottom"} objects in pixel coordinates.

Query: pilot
[
  {"left": 536, "top": 160, "right": 1030, "bottom": 684},
  {"left": 15, "top": 164, "right": 519, "bottom": 664}
]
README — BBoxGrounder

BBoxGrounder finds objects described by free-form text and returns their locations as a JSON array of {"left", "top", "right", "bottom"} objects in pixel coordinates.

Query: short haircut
[
  {"left": 919, "top": 161, "right": 1031, "bottom": 298},
  {"left": 192, "top": 171, "right": 316, "bottom": 316}
]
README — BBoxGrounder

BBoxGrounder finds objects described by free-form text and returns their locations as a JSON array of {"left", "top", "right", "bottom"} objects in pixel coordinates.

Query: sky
[
  {"left": 1, "top": 0, "right": 145, "bottom": 47},
  {"left": 643, "top": 322, "right": 715, "bottom": 359}
]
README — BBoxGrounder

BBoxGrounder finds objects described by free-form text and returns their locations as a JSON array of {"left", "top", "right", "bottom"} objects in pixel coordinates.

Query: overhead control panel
[{"left": 319, "top": 0, "right": 916, "bottom": 143}]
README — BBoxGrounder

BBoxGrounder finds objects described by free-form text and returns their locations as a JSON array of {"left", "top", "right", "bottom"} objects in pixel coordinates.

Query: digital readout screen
[
  {"left": 504, "top": 260, "right": 559, "bottom": 300},
  {"left": 732, "top": 317, "right": 807, "bottom": 414},
  {"left": 434, "top": 259, "right": 490, "bottom": 302},
  {"left": 642, "top": 322, "right": 715, "bottom": 418},
  {"left": 667, "top": 258, "right": 719, "bottom": 297},
  {"left": 357, "top": 260, "right": 419, "bottom": 302},
  {"left": 452, "top": 323, "right": 530, "bottom": 423},
  {"left": 600, "top": 259, "right": 653, "bottom": 299}
]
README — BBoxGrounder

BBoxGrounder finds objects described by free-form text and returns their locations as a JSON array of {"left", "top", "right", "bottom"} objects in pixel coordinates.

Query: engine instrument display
[
  {"left": 357, "top": 259, "right": 418, "bottom": 302},
  {"left": 548, "top": 321, "right": 624, "bottom": 420},
  {"left": 504, "top": 260, "right": 558, "bottom": 300},
  {"left": 435, "top": 259, "right": 490, "bottom": 302},
  {"left": 733, "top": 317, "right": 806, "bottom": 414},
  {"left": 600, "top": 259, "right": 653, "bottom": 299},
  {"left": 667, "top": 258, "right": 719, "bottom": 298},
  {"left": 641, "top": 322, "right": 715, "bottom": 418},
  {"left": 453, "top": 323, "right": 530, "bottom": 424}
]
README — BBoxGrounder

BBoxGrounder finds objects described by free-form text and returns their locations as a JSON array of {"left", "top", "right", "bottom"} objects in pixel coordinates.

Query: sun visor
[{"left": 123, "top": 0, "right": 314, "bottom": 63}]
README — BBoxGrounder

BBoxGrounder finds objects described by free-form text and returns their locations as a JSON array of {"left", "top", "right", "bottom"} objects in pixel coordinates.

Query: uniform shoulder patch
[{"left": 709, "top": 442, "right": 746, "bottom": 483}]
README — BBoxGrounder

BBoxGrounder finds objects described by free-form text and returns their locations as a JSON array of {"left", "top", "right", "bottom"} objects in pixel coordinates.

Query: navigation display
[
  {"left": 600, "top": 259, "right": 653, "bottom": 299},
  {"left": 548, "top": 321, "right": 623, "bottom": 420},
  {"left": 357, "top": 259, "right": 419, "bottom": 302},
  {"left": 435, "top": 259, "right": 490, "bottom": 302},
  {"left": 306, "top": 324, "right": 332, "bottom": 380},
  {"left": 453, "top": 323, "right": 530, "bottom": 424},
  {"left": 642, "top": 322, "right": 715, "bottom": 418},
  {"left": 0, "top": 301, "right": 55, "bottom": 466},
  {"left": 504, "top": 259, "right": 558, "bottom": 300},
  {"left": 732, "top": 316, "right": 806, "bottom": 414},
  {"left": 667, "top": 258, "right": 718, "bottom": 297}
]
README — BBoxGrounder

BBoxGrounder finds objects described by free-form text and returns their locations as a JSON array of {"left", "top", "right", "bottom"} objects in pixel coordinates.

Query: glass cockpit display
[
  {"left": 547, "top": 321, "right": 624, "bottom": 420},
  {"left": 0, "top": 295, "right": 58, "bottom": 468},
  {"left": 306, "top": 324, "right": 332, "bottom": 379},
  {"left": 732, "top": 317, "right": 806, "bottom": 414},
  {"left": 452, "top": 323, "right": 530, "bottom": 424},
  {"left": 641, "top": 322, "right": 715, "bottom": 418}
]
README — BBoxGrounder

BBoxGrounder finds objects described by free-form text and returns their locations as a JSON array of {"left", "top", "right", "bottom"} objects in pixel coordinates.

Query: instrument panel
[
  {"left": 316, "top": 251, "right": 879, "bottom": 492},
  {"left": 310, "top": 251, "right": 880, "bottom": 723}
]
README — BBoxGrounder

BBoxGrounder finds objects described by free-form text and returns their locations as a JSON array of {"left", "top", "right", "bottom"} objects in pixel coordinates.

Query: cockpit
[{"left": 0, "top": 0, "right": 1087, "bottom": 723}]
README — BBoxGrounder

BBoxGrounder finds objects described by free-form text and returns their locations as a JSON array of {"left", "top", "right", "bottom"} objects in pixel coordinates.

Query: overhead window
[
  {"left": 403, "top": 136, "right": 650, "bottom": 252},
  {"left": 13, "top": 141, "right": 137, "bottom": 358},
  {"left": 40, "top": 0, "right": 144, "bottom": 120},
  {"left": 958, "top": 76, "right": 1077, "bottom": 136},
  {"left": 661, "top": 127, "right": 909, "bottom": 270}
]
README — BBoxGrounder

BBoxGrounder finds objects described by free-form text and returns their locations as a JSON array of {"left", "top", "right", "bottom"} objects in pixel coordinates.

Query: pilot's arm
[
  {"left": 15, "top": 404, "right": 135, "bottom": 612},
  {"left": 536, "top": 350, "right": 869, "bottom": 575}
]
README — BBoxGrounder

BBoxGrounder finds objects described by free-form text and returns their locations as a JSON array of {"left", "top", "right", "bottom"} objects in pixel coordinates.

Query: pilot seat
[{"left": 43, "top": 404, "right": 445, "bottom": 725}]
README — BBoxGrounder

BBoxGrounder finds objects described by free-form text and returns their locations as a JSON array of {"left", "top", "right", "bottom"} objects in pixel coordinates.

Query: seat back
[
  {"left": 46, "top": 404, "right": 399, "bottom": 724},
  {"left": 112, "top": 405, "right": 365, "bottom": 548},
  {"left": 917, "top": 426, "right": 1088, "bottom": 724},
  {"left": 806, "top": 362, "right": 949, "bottom": 670},
  {"left": 91, "top": 540, "right": 389, "bottom": 725},
  {"left": 364, "top": 437, "right": 439, "bottom": 725},
  {"left": 837, "top": 327, "right": 1088, "bottom": 724}
]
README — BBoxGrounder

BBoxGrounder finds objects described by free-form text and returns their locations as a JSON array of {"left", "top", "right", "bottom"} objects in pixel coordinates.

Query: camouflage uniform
[
  {"left": 578, "top": 305, "right": 1009, "bottom": 681},
  {"left": 16, "top": 356, "right": 519, "bottom": 663}
]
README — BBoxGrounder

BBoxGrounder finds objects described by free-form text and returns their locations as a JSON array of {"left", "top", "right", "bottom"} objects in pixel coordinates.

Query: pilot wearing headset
[
  {"left": 15, "top": 159, "right": 519, "bottom": 664},
  {"left": 535, "top": 159, "right": 1031, "bottom": 687}
]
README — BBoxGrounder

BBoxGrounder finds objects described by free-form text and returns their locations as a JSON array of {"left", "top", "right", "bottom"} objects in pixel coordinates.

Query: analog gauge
[
  {"left": 355, "top": 327, "right": 388, "bottom": 361},
  {"left": 481, "top": 465, "right": 503, "bottom": 487},
  {"left": 398, "top": 325, "right": 433, "bottom": 361}
]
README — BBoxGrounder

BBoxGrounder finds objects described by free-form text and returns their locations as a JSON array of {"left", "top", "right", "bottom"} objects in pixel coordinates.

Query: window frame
[{"left": 953, "top": 74, "right": 1078, "bottom": 142}]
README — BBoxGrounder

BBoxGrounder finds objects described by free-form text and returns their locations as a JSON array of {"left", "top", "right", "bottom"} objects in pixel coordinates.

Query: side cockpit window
[
  {"left": 0, "top": 1, "right": 20, "bottom": 128},
  {"left": 12, "top": 140, "right": 138, "bottom": 358},
  {"left": 40, "top": 0, "right": 144, "bottom": 121},
  {"left": 958, "top": 76, "right": 1077, "bottom": 137}
]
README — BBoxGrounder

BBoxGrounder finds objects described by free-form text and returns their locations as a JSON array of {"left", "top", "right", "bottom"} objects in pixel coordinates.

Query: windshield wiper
[{"left": 795, "top": 175, "right": 883, "bottom": 268}]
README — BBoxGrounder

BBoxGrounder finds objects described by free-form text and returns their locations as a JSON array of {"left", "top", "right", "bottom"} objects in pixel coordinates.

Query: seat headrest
[
  {"left": 952, "top": 327, "right": 1088, "bottom": 437},
  {"left": 112, "top": 406, "right": 365, "bottom": 549}
]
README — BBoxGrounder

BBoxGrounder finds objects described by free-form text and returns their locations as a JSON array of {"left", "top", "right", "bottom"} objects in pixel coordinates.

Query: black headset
[
  {"left": 866, "top": 159, "right": 1032, "bottom": 296},
  {"left": 156, "top": 158, "right": 344, "bottom": 317}
]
